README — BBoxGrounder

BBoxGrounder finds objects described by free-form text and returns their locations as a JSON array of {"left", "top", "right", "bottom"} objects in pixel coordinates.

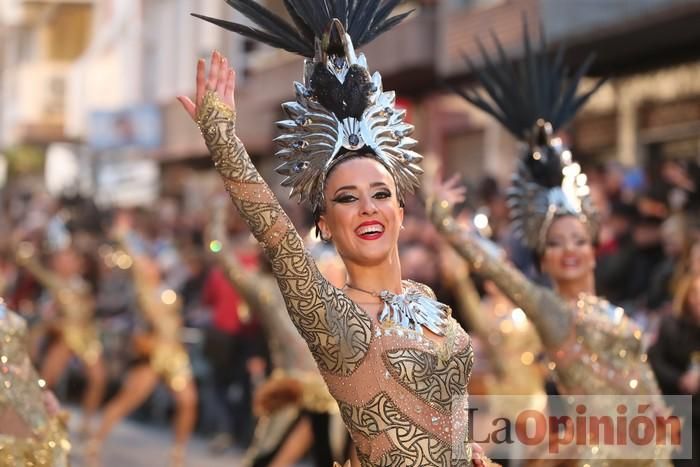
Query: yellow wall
[{"left": 41, "top": 5, "right": 92, "bottom": 61}]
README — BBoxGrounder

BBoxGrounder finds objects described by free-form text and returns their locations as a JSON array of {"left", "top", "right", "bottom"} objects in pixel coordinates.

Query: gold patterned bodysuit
[
  {"left": 0, "top": 303, "right": 71, "bottom": 467},
  {"left": 198, "top": 91, "right": 475, "bottom": 466},
  {"left": 118, "top": 241, "right": 192, "bottom": 392},
  {"left": 15, "top": 252, "right": 102, "bottom": 365},
  {"left": 431, "top": 201, "right": 672, "bottom": 466}
]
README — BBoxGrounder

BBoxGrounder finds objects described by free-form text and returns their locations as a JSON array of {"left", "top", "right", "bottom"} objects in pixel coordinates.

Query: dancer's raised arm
[
  {"left": 14, "top": 243, "right": 64, "bottom": 293},
  {"left": 428, "top": 175, "right": 571, "bottom": 348},
  {"left": 178, "top": 53, "right": 368, "bottom": 375}
]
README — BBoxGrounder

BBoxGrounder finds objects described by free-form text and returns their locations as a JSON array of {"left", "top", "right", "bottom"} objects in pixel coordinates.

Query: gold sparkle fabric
[
  {"left": 15, "top": 254, "right": 102, "bottom": 364},
  {"left": 198, "top": 91, "right": 476, "bottom": 466},
  {"left": 0, "top": 305, "right": 71, "bottom": 467},
  {"left": 430, "top": 200, "right": 673, "bottom": 466},
  {"left": 117, "top": 242, "right": 193, "bottom": 393}
]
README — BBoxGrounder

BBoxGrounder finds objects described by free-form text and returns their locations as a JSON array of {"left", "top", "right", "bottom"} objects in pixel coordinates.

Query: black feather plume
[
  {"left": 192, "top": 0, "right": 411, "bottom": 58},
  {"left": 457, "top": 16, "right": 607, "bottom": 143}
]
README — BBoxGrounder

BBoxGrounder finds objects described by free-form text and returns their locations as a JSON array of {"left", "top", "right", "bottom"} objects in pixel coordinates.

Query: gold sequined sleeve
[
  {"left": 197, "top": 91, "right": 371, "bottom": 375},
  {"left": 115, "top": 236, "right": 155, "bottom": 311},
  {"left": 207, "top": 238, "right": 287, "bottom": 330},
  {"left": 449, "top": 263, "right": 506, "bottom": 377},
  {"left": 116, "top": 235, "right": 181, "bottom": 341},
  {"left": 14, "top": 250, "right": 63, "bottom": 294},
  {"left": 429, "top": 199, "right": 571, "bottom": 348}
]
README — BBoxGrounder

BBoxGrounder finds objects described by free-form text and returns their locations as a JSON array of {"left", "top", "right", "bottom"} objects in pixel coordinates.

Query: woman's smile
[{"left": 355, "top": 221, "right": 385, "bottom": 240}]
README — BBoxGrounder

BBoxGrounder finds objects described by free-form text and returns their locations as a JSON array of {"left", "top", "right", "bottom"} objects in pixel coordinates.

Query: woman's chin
[
  {"left": 552, "top": 269, "right": 588, "bottom": 285},
  {"left": 343, "top": 249, "right": 394, "bottom": 268}
]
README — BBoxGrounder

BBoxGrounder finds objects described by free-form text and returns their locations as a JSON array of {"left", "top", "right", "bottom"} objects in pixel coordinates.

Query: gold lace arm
[
  {"left": 196, "top": 91, "right": 371, "bottom": 375},
  {"left": 114, "top": 235, "right": 153, "bottom": 311},
  {"left": 115, "top": 234, "right": 181, "bottom": 339},
  {"left": 15, "top": 246, "right": 62, "bottom": 293},
  {"left": 429, "top": 199, "right": 571, "bottom": 348},
  {"left": 450, "top": 264, "right": 506, "bottom": 377}
]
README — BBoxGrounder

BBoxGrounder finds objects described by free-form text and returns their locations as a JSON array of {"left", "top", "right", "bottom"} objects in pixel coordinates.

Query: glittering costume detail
[
  {"left": 430, "top": 202, "right": 672, "bottom": 466},
  {"left": 15, "top": 251, "right": 102, "bottom": 364},
  {"left": 198, "top": 92, "right": 474, "bottom": 465},
  {"left": 375, "top": 286, "right": 450, "bottom": 336},
  {"left": 117, "top": 240, "right": 192, "bottom": 393},
  {"left": 274, "top": 67, "right": 423, "bottom": 209},
  {"left": 507, "top": 143, "right": 600, "bottom": 252},
  {"left": 0, "top": 303, "right": 71, "bottom": 466},
  {"left": 456, "top": 20, "right": 605, "bottom": 253}
]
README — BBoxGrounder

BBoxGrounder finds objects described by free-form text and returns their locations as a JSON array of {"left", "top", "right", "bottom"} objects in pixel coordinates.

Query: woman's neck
[
  {"left": 554, "top": 274, "right": 596, "bottom": 302},
  {"left": 343, "top": 251, "right": 403, "bottom": 295}
]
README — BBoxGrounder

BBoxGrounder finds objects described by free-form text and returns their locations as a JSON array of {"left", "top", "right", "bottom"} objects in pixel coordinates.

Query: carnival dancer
[
  {"left": 178, "top": 2, "right": 494, "bottom": 465},
  {"left": 428, "top": 24, "right": 672, "bottom": 466},
  {"left": 87, "top": 218, "right": 197, "bottom": 467},
  {"left": 14, "top": 242, "right": 106, "bottom": 437},
  {"left": 0, "top": 300, "right": 71, "bottom": 467},
  {"left": 206, "top": 202, "right": 349, "bottom": 466}
]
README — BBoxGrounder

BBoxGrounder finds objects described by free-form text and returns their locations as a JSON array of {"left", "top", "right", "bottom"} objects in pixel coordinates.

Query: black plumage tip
[
  {"left": 457, "top": 15, "right": 607, "bottom": 142},
  {"left": 192, "top": 0, "right": 412, "bottom": 58}
]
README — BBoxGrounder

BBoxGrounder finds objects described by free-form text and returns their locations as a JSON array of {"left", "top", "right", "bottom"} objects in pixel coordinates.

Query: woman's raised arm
[
  {"left": 427, "top": 175, "right": 571, "bottom": 349},
  {"left": 177, "top": 52, "right": 370, "bottom": 375}
]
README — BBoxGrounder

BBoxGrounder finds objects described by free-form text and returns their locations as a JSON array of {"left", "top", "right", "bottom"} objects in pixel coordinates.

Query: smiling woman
[
  {"left": 428, "top": 22, "right": 672, "bottom": 467},
  {"left": 177, "top": 1, "right": 490, "bottom": 466},
  {"left": 317, "top": 157, "right": 404, "bottom": 267}
]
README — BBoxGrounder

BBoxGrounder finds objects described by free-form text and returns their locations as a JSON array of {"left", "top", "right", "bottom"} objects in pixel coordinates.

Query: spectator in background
[
  {"left": 201, "top": 208, "right": 263, "bottom": 453},
  {"left": 647, "top": 215, "right": 691, "bottom": 312},
  {"left": 648, "top": 273, "right": 700, "bottom": 467}
]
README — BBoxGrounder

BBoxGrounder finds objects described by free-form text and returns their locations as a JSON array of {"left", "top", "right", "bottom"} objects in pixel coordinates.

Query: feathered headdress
[
  {"left": 193, "top": 1, "right": 423, "bottom": 209},
  {"left": 455, "top": 19, "right": 605, "bottom": 251}
]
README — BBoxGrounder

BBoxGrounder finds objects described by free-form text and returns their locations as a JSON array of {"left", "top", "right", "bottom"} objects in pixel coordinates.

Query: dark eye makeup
[
  {"left": 332, "top": 194, "right": 358, "bottom": 203},
  {"left": 331, "top": 190, "right": 392, "bottom": 204}
]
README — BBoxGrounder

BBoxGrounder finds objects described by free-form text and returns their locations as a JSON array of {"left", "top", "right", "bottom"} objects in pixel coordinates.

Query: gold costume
[
  {"left": 449, "top": 260, "right": 545, "bottom": 405},
  {"left": 430, "top": 200, "right": 673, "bottom": 466},
  {"left": 209, "top": 235, "right": 342, "bottom": 464},
  {"left": 198, "top": 91, "right": 476, "bottom": 466},
  {"left": 0, "top": 303, "right": 70, "bottom": 467},
  {"left": 118, "top": 240, "right": 192, "bottom": 392},
  {"left": 15, "top": 249, "right": 101, "bottom": 365}
]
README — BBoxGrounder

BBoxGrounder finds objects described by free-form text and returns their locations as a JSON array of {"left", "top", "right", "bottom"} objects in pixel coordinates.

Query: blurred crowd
[{"left": 0, "top": 151, "right": 699, "bottom": 462}]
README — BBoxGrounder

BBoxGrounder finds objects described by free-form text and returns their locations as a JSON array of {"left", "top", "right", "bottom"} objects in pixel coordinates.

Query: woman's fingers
[
  {"left": 177, "top": 96, "right": 196, "bottom": 119},
  {"left": 195, "top": 58, "right": 206, "bottom": 108},
  {"left": 207, "top": 50, "right": 221, "bottom": 91},
  {"left": 224, "top": 69, "right": 235, "bottom": 105},
  {"left": 216, "top": 57, "right": 229, "bottom": 96},
  {"left": 181, "top": 51, "right": 236, "bottom": 122},
  {"left": 446, "top": 173, "right": 463, "bottom": 188}
]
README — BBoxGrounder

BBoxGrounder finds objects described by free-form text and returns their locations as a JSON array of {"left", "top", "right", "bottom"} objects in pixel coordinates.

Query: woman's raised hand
[
  {"left": 433, "top": 172, "right": 467, "bottom": 207},
  {"left": 177, "top": 50, "right": 236, "bottom": 121}
]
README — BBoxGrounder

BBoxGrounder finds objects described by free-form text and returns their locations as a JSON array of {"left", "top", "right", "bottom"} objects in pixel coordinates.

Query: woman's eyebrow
[{"left": 333, "top": 185, "right": 357, "bottom": 196}]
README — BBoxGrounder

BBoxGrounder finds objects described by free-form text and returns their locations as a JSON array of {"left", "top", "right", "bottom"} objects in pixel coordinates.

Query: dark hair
[{"left": 312, "top": 153, "right": 405, "bottom": 239}]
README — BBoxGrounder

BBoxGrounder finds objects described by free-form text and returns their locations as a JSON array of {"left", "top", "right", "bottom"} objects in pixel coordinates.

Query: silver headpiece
[
  {"left": 193, "top": 3, "right": 422, "bottom": 210},
  {"left": 455, "top": 19, "right": 605, "bottom": 251},
  {"left": 507, "top": 122, "right": 599, "bottom": 251},
  {"left": 275, "top": 23, "right": 422, "bottom": 209}
]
